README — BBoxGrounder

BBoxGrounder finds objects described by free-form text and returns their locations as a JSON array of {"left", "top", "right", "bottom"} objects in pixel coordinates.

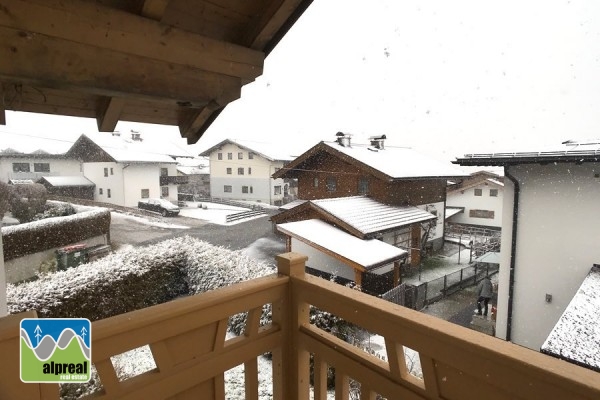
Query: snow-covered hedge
[
  {"left": 8, "top": 236, "right": 272, "bottom": 323},
  {"left": 2, "top": 208, "right": 110, "bottom": 261}
]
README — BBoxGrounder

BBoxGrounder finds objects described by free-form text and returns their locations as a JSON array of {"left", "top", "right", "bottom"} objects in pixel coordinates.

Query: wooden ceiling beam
[
  {"left": 0, "top": 26, "right": 242, "bottom": 106},
  {"left": 141, "top": 0, "right": 169, "bottom": 20},
  {"left": 243, "top": 0, "right": 306, "bottom": 50},
  {"left": 0, "top": 84, "right": 5, "bottom": 125},
  {"left": 1, "top": 0, "right": 264, "bottom": 81},
  {"left": 179, "top": 101, "right": 221, "bottom": 143},
  {"left": 96, "top": 97, "right": 125, "bottom": 132}
]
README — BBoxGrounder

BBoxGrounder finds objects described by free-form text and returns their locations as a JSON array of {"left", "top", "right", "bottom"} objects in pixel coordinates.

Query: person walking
[{"left": 476, "top": 276, "right": 493, "bottom": 316}]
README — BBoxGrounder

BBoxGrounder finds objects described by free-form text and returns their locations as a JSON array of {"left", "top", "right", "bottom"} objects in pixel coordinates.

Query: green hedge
[{"left": 2, "top": 208, "right": 110, "bottom": 261}]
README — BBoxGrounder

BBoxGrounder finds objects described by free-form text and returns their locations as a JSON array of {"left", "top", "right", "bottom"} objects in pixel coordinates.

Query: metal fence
[
  {"left": 401, "top": 262, "right": 499, "bottom": 310},
  {"left": 381, "top": 283, "right": 406, "bottom": 306}
]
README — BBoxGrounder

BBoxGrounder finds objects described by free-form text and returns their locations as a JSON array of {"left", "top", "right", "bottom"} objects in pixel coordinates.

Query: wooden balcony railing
[
  {"left": 159, "top": 175, "right": 189, "bottom": 186},
  {"left": 1, "top": 252, "right": 600, "bottom": 399}
]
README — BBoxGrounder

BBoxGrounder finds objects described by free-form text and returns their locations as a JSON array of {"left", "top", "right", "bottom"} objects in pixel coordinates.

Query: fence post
[
  {"left": 486, "top": 264, "right": 490, "bottom": 277},
  {"left": 273, "top": 252, "right": 310, "bottom": 400},
  {"left": 460, "top": 268, "right": 463, "bottom": 287},
  {"left": 474, "top": 265, "right": 478, "bottom": 284},
  {"left": 443, "top": 275, "right": 447, "bottom": 297}
]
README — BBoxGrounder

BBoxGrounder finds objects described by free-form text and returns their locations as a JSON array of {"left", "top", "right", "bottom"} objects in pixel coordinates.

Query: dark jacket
[{"left": 477, "top": 278, "right": 493, "bottom": 298}]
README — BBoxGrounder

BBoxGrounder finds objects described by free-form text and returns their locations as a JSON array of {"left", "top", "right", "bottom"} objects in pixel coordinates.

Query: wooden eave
[
  {"left": 0, "top": 0, "right": 313, "bottom": 144},
  {"left": 272, "top": 142, "right": 392, "bottom": 182}
]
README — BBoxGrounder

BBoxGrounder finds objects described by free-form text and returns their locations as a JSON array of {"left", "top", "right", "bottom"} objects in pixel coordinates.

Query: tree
[
  {"left": 8, "top": 183, "right": 48, "bottom": 223},
  {"left": 419, "top": 204, "right": 438, "bottom": 260}
]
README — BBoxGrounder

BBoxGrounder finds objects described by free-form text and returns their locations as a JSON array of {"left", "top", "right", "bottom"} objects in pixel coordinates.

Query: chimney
[
  {"left": 131, "top": 130, "right": 143, "bottom": 141},
  {"left": 369, "top": 134, "right": 386, "bottom": 150},
  {"left": 335, "top": 131, "right": 352, "bottom": 147},
  {"left": 111, "top": 131, "right": 121, "bottom": 137}
]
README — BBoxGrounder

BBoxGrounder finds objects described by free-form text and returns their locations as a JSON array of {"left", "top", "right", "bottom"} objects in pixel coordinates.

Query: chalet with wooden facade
[{"left": 272, "top": 133, "right": 467, "bottom": 251}]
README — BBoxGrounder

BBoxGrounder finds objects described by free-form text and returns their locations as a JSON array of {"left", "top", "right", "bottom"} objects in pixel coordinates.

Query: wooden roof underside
[{"left": 0, "top": 0, "right": 312, "bottom": 143}]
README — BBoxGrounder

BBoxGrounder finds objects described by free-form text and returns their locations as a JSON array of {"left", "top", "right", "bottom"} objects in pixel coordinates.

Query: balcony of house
[
  {"left": 159, "top": 175, "right": 189, "bottom": 186},
  {"left": 1, "top": 253, "right": 599, "bottom": 400}
]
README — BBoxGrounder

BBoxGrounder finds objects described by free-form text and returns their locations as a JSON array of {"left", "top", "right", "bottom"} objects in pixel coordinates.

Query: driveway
[{"left": 110, "top": 210, "right": 286, "bottom": 266}]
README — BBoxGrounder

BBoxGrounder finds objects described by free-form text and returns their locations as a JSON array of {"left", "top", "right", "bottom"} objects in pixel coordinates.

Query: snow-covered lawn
[{"left": 179, "top": 202, "right": 267, "bottom": 225}]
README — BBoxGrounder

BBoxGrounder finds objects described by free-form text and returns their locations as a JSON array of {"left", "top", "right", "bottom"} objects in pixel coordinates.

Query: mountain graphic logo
[{"left": 20, "top": 318, "right": 91, "bottom": 383}]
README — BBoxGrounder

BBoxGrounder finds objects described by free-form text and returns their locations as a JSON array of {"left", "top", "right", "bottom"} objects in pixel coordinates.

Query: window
[
  {"left": 226, "top": 168, "right": 232, "bottom": 175},
  {"left": 12, "top": 163, "right": 30, "bottom": 172},
  {"left": 104, "top": 168, "right": 109, "bottom": 177},
  {"left": 218, "top": 153, "right": 223, "bottom": 160},
  {"left": 248, "top": 152, "right": 254, "bottom": 159},
  {"left": 141, "top": 189, "right": 149, "bottom": 198},
  {"left": 227, "top": 153, "right": 232, "bottom": 160},
  {"left": 161, "top": 186, "right": 169, "bottom": 197},
  {"left": 248, "top": 167, "right": 252, "bottom": 175},
  {"left": 474, "top": 188, "right": 482, "bottom": 196},
  {"left": 99, "top": 188, "right": 103, "bottom": 195},
  {"left": 224, "top": 185, "right": 232, "bottom": 193},
  {"left": 110, "top": 168, "right": 114, "bottom": 175},
  {"left": 238, "top": 152, "right": 243, "bottom": 159},
  {"left": 242, "top": 186, "right": 249, "bottom": 194},
  {"left": 238, "top": 168, "right": 244, "bottom": 175},
  {"left": 326, "top": 177, "right": 337, "bottom": 192},
  {"left": 490, "top": 189, "right": 498, "bottom": 197},
  {"left": 250, "top": 186, "right": 253, "bottom": 194},
  {"left": 33, "top": 163, "right": 50, "bottom": 172},
  {"left": 274, "top": 185, "right": 282, "bottom": 195},
  {"left": 358, "top": 177, "right": 369, "bottom": 195},
  {"left": 313, "top": 177, "right": 319, "bottom": 188},
  {"left": 107, "top": 189, "right": 111, "bottom": 198},
  {"left": 160, "top": 168, "right": 168, "bottom": 176},
  {"left": 469, "top": 209, "right": 495, "bottom": 219}
]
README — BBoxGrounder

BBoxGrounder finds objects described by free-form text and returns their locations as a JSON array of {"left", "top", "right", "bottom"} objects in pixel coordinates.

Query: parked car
[{"left": 138, "top": 198, "right": 180, "bottom": 217}]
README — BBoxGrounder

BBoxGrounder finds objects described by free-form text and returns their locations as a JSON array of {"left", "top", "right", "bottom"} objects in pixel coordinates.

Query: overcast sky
[{"left": 2, "top": 0, "right": 600, "bottom": 164}]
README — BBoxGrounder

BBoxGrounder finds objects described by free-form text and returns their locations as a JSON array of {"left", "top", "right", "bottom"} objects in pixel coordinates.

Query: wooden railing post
[{"left": 272, "top": 252, "right": 310, "bottom": 400}]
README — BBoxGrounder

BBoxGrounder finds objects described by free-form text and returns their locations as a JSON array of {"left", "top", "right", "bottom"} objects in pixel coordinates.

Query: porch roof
[
  {"left": 277, "top": 219, "right": 407, "bottom": 271},
  {"left": 0, "top": 0, "right": 313, "bottom": 144},
  {"left": 39, "top": 176, "right": 95, "bottom": 187}
]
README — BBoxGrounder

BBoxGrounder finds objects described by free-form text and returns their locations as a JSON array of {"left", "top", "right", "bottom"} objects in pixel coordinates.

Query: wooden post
[
  {"left": 272, "top": 252, "right": 309, "bottom": 400},
  {"left": 354, "top": 269, "right": 363, "bottom": 287},
  {"left": 393, "top": 261, "right": 401, "bottom": 286}
]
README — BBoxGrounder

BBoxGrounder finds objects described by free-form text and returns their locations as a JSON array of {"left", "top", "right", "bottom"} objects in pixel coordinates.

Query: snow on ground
[
  {"left": 403, "top": 246, "right": 474, "bottom": 285},
  {"left": 366, "top": 334, "right": 423, "bottom": 379},
  {"left": 110, "top": 211, "right": 190, "bottom": 229},
  {"left": 179, "top": 202, "right": 268, "bottom": 225}
]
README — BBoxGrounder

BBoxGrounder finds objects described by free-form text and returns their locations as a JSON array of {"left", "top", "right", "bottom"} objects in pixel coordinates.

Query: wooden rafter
[
  {"left": 244, "top": 0, "right": 308, "bottom": 50},
  {"left": 0, "top": 84, "right": 5, "bottom": 125},
  {"left": 179, "top": 100, "right": 221, "bottom": 143},
  {"left": 96, "top": 97, "right": 125, "bottom": 132}
]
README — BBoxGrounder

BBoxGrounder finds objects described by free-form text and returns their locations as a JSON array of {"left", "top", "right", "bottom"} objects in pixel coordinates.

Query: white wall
[
  {"left": 446, "top": 183, "right": 503, "bottom": 228},
  {"left": 0, "top": 157, "right": 81, "bottom": 182},
  {"left": 83, "top": 162, "right": 124, "bottom": 205},
  {"left": 207, "top": 143, "right": 287, "bottom": 204},
  {"left": 292, "top": 238, "right": 356, "bottom": 281},
  {"left": 497, "top": 163, "right": 600, "bottom": 350}
]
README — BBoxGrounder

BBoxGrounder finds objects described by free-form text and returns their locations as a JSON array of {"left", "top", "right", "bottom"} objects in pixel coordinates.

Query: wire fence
[{"left": 384, "top": 262, "right": 499, "bottom": 310}]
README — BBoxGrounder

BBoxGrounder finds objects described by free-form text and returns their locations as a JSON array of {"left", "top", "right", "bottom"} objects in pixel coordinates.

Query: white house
[
  {"left": 0, "top": 132, "right": 81, "bottom": 184},
  {"left": 66, "top": 133, "right": 182, "bottom": 207},
  {"left": 455, "top": 139, "right": 600, "bottom": 351},
  {"left": 199, "top": 139, "right": 292, "bottom": 206},
  {"left": 446, "top": 171, "right": 504, "bottom": 230}
]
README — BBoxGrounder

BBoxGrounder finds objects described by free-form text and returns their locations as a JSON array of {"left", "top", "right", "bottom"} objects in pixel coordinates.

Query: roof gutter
[{"left": 504, "top": 166, "right": 520, "bottom": 342}]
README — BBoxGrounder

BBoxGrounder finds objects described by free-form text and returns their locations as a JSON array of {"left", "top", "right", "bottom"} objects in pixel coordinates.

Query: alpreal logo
[{"left": 20, "top": 318, "right": 91, "bottom": 383}]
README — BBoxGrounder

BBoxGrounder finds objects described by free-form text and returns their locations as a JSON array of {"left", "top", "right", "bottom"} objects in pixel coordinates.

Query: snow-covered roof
[
  {"left": 487, "top": 178, "right": 504, "bottom": 187},
  {"left": 541, "top": 265, "right": 600, "bottom": 372},
  {"left": 73, "top": 134, "right": 178, "bottom": 164},
  {"left": 277, "top": 219, "right": 407, "bottom": 270},
  {"left": 445, "top": 207, "right": 464, "bottom": 220},
  {"left": 312, "top": 196, "right": 437, "bottom": 236},
  {"left": 0, "top": 131, "right": 72, "bottom": 155},
  {"left": 456, "top": 139, "right": 600, "bottom": 166},
  {"left": 321, "top": 141, "right": 467, "bottom": 179},
  {"left": 279, "top": 199, "right": 307, "bottom": 211},
  {"left": 40, "top": 176, "right": 95, "bottom": 187},
  {"left": 199, "top": 139, "right": 294, "bottom": 161},
  {"left": 177, "top": 165, "right": 209, "bottom": 175}
]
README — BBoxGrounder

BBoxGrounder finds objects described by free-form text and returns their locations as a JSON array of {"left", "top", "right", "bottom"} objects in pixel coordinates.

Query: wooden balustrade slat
[
  {"left": 94, "top": 358, "right": 122, "bottom": 396},
  {"left": 245, "top": 307, "right": 262, "bottom": 338},
  {"left": 359, "top": 383, "right": 377, "bottom": 400},
  {"left": 419, "top": 355, "right": 442, "bottom": 399},
  {"left": 334, "top": 370, "right": 349, "bottom": 400},
  {"left": 150, "top": 341, "right": 174, "bottom": 372},
  {"left": 244, "top": 358, "right": 259, "bottom": 400},
  {"left": 313, "top": 354, "right": 328, "bottom": 400},
  {"left": 214, "top": 374, "right": 225, "bottom": 400},
  {"left": 213, "top": 318, "right": 228, "bottom": 351}
]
